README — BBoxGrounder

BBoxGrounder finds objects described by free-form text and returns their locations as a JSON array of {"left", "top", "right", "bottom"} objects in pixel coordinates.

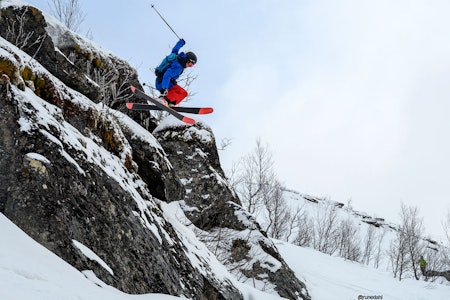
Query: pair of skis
[{"left": 127, "top": 86, "right": 213, "bottom": 125}]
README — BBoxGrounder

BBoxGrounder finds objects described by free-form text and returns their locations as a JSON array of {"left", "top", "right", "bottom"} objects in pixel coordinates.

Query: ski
[
  {"left": 126, "top": 103, "right": 213, "bottom": 115},
  {"left": 129, "top": 86, "right": 196, "bottom": 125}
]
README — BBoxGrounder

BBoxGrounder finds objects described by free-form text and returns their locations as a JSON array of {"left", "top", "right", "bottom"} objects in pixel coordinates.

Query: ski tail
[{"left": 181, "top": 116, "right": 196, "bottom": 125}]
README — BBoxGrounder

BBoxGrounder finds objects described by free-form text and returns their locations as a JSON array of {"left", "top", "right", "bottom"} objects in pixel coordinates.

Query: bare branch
[
  {"left": 5, "top": 8, "right": 45, "bottom": 51},
  {"left": 49, "top": 0, "right": 86, "bottom": 32}
]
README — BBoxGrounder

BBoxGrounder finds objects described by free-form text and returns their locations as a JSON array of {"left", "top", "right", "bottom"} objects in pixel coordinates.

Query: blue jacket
[{"left": 156, "top": 39, "right": 188, "bottom": 91}]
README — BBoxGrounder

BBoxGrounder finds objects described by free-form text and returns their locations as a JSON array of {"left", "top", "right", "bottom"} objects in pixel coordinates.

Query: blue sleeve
[
  {"left": 161, "top": 62, "right": 183, "bottom": 89},
  {"left": 171, "top": 39, "right": 185, "bottom": 54}
]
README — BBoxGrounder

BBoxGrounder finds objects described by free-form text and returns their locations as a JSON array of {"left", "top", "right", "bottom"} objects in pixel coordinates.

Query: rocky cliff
[{"left": 0, "top": 3, "right": 310, "bottom": 300}]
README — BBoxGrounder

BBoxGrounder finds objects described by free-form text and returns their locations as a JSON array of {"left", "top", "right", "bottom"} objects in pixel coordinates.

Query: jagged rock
[
  {"left": 0, "top": 79, "right": 232, "bottom": 299},
  {"left": 0, "top": 6, "right": 99, "bottom": 100},
  {"left": 117, "top": 114, "right": 185, "bottom": 201},
  {"left": 154, "top": 121, "right": 311, "bottom": 300},
  {"left": 0, "top": 5, "right": 151, "bottom": 128}
]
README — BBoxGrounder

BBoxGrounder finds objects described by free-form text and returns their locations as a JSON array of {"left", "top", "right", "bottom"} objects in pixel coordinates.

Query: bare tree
[
  {"left": 284, "top": 205, "right": 304, "bottom": 242},
  {"left": 229, "top": 139, "right": 303, "bottom": 242},
  {"left": 400, "top": 203, "right": 424, "bottom": 280},
  {"left": 444, "top": 211, "right": 450, "bottom": 246},
  {"left": 263, "top": 180, "right": 291, "bottom": 239},
  {"left": 232, "top": 138, "right": 275, "bottom": 215},
  {"left": 218, "top": 138, "right": 232, "bottom": 151},
  {"left": 49, "top": 0, "right": 86, "bottom": 32},
  {"left": 373, "top": 229, "right": 387, "bottom": 268},
  {"left": 442, "top": 211, "right": 450, "bottom": 270},
  {"left": 421, "top": 245, "right": 443, "bottom": 282},
  {"left": 389, "top": 203, "right": 424, "bottom": 280},
  {"left": 312, "top": 203, "right": 339, "bottom": 255},
  {"left": 388, "top": 228, "right": 408, "bottom": 280},
  {"left": 336, "top": 218, "right": 361, "bottom": 262},
  {"left": 294, "top": 209, "right": 313, "bottom": 247},
  {"left": 420, "top": 211, "right": 450, "bottom": 282},
  {"left": 362, "top": 225, "right": 376, "bottom": 265}
]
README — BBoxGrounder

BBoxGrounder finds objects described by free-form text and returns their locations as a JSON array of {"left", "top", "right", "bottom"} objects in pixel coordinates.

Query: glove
[
  {"left": 160, "top": 89, "right": 168, "bottom": 97},
  {"left": 180, "top": 38, "right": 185, "bottom": 46}
]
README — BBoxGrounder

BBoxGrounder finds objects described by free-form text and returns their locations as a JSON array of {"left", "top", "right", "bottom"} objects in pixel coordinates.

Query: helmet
[{"left": 186, "top": 52, "right": 197, "bottom": 64}]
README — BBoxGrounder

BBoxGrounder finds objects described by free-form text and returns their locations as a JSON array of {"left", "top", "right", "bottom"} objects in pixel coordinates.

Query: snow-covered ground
[
  {"left": 276, "top": 241, "right": 450, "bottom": 300},
  {"left": 0, "top": 213, "right": 281, "bottom": 300},
  {"left": 0, "top": 213, "right": 180, "bottom": 300},
  {"left": 2, "top": 212, "right": 450, "bottom": 300}
]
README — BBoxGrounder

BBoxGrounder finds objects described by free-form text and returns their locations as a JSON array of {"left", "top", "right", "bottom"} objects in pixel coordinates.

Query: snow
[
  {"left": 160, "top": 201, "right": 236, "bottom": 284},
  {"left": 154, "top": 115, "right": 192, "bottom": 132},
  {"left": 3, "top": 211, "right": 450, "bottom": 300},
  {"left": 276, "top": 240, "right": 450, "bottom": 300},
  {"left": 0, "top": 214, "right": 182, "bottom": 300},
  {"left": 112, "top": 109, "right": 164, "bottom": 152},
  {"left": 153, "top": 115, "right": 211, "bottom": 144},
  {"left": 0, "top": 211, "right": 284, "bottom": 300},
  {"left": 2, "top": 0, "right": 27, "bottom": 8},
  {"left": 24, "top": 152, "right": 50, "bottom": 164},
  {"left": 72, "top": 240, "right": 115, "bottom": 276}
]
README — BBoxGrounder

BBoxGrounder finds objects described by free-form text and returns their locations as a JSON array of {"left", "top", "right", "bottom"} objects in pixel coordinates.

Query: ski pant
[
  {"left": 166, "top": 85, "right": 188, "bottom": 105},
  {"left": 155, "top": 76, "right": 187, "bottom": 105}
]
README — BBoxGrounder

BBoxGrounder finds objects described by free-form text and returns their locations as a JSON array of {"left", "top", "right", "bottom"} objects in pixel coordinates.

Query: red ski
[{"left": 129, "top": 86, "right": 196, "bottom": 125}]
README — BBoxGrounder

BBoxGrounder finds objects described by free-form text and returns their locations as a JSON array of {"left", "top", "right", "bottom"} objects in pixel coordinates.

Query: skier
[
  {"left": 155, "top": 39, "right": 197, "bottom": 106},
  {"left": 419, "top": 256, "right": 427, "bottom": 275}
]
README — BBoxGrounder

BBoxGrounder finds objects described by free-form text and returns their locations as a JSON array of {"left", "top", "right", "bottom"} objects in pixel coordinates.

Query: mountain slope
[
  {"left": 3, "top": 211, "right": 450, "bottom": 300},
  {"left": 277, "top": 241, "right": 450, "bottom": 300}
]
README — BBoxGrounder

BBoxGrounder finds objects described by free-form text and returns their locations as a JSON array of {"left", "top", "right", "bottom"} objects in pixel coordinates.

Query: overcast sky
[{"left": 22, "top": 0, "right": 450, "bottom": 241}]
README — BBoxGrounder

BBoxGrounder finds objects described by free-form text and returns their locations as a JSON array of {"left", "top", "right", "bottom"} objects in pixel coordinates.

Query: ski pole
[{"left": 151, "top": 4, "right": 182, "bottom": 40}]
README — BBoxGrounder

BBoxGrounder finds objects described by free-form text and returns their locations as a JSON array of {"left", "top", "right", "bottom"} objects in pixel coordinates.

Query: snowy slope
[
  {"left": 0, "top": 212, "right": 287, "bottom": 300},
  {"left": 3, "top": 212, "right": 450, "bottom": 300},
  {"left": 0, "top": 214, "right": 180, "bottom": 300},
  {"left": 276, "top": 241, "right": 450, "bottom": 300},
  {"left": 274, "top": 189, "right": 444, "bottom": 272}
]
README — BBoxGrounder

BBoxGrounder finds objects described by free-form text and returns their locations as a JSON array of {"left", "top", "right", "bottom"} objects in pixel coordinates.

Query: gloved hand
[
  {"left": 180, "top": 38, "right": 185, "bottom": 46},
  {"left": 160, "top": 89, "right": 168, "bottom": 97}
]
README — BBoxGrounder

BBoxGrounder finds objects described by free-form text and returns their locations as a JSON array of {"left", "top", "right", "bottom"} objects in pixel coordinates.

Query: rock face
[
  {"left": 154, "top": 122, "right": 310, "bottom": 300},
  {"left": 0, "top": 3, "right": 310, "bottom": 300},
  {"left": 0, "top": 43, "right": 240, "bottom": 300}
]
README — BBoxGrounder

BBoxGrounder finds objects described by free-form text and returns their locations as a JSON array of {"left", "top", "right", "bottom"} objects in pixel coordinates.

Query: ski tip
[
  {"left": 126, "top": 103, "right": 133, "bottom": 109},
  {"left": 182, "top": 116, "right": 196, "bottom": 125},
  {"left": 199, "top": 108, "right": 214, "bottom": 114},
  {"left": 130, "top": 86, "right": 136, "bottom": 93}
]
